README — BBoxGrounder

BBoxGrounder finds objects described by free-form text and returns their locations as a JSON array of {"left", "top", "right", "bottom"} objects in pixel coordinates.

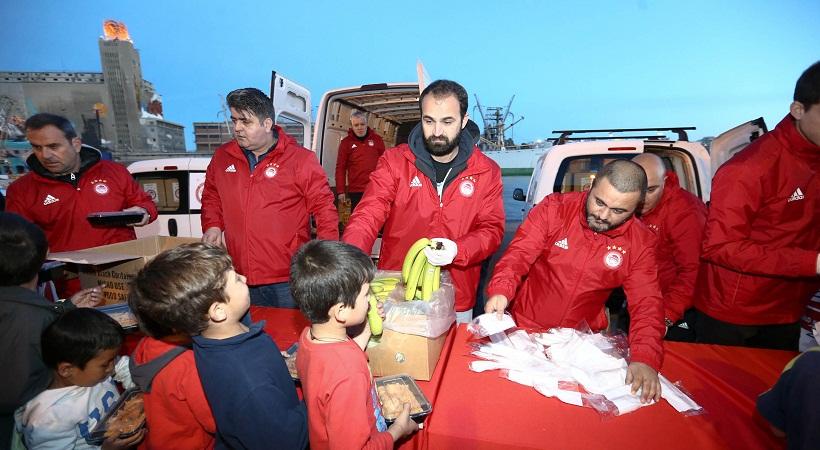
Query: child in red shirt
[{"left": 292, "top": 240, "right": 418, "bottom": 449}]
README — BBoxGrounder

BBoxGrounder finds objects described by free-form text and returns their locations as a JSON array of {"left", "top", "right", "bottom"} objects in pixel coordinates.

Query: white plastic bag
[{"left": 382, "top": 270, "right": 456, "bottom": 338}]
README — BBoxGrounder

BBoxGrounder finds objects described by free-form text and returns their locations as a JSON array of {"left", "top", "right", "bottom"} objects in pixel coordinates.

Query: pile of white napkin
[{"left": 467, "top": 314, "right": 702, "bottom": 416}]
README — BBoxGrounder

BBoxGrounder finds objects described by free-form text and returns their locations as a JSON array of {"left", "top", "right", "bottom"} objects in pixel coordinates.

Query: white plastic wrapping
[
  {"left": 381, "top": 270, "right": 456, "bottom": 338},
  {"left": 467, "top": 319, "right": 703, "bottom": 417}
]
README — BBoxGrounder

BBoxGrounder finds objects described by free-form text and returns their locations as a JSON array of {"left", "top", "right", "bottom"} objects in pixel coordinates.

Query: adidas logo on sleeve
[
  {"left": 409, "top": 176, "right": 422, "bottom": 188},
  {"left": 554, "top": 237, "right": 569, "bottom": 250},
  {"left": 787, "top": 187, "right": 804, "bottom": 203},
  {"left": 225, "top": 164, "right": 237, "bottom": 173}
]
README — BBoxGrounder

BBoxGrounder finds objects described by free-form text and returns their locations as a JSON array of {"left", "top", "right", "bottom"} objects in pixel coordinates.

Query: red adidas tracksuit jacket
[
  {"left": 6, "top": 147, "right": 157, "bottom": 252},
  {"left": 201, "top": 127, "right": 339, "bottom": 285},
  {"left": 343, "top": 133, "right": 505, "bottom": 312},
  {"left": 335, "top": 128, "right": 385, "bottom": 194},
  {"left": 695, "top": 115, "right": 820, "bottom": 325},
  {"left": 487, "top": 191, "right": 665, "bottom": 370},
  {"left": 639, "top": 172, "right": 707, "bottom": 323}
]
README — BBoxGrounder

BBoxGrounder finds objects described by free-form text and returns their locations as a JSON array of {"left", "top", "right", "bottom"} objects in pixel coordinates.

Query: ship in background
[{"left": 474, "top": 95, "right": 549, "bottom": 176}]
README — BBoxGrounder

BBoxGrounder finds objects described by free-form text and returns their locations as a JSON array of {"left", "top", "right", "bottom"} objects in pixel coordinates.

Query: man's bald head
[{"left": 632, "top": 153, "right": 667, "bottom": 215}]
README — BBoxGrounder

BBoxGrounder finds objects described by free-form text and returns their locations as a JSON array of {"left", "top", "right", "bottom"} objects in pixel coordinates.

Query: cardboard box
[
  {"left": 47, "top": 236, "right": 199, "bottom": 305},
  {"left": 164, "top": 178, "right": 180, "bottom": 209},
  {"left": 367, "top": 328, "right": 448, "bottom": 381}
]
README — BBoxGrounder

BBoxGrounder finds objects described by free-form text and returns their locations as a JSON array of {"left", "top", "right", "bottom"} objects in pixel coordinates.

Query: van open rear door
[
  {"left": 709, "top": 117, "right": 767, "bottom": 177},
  {"left": 270, "top": 71, "right": 312, "bottom": 149}
]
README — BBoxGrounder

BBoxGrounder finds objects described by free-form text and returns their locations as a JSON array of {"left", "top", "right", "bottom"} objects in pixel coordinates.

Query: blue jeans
[{"left": 249, "top": 282, "right": 296, "bottom": 308}]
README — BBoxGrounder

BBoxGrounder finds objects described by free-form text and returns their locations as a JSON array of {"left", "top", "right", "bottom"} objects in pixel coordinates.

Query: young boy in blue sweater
[{"left": 130, "top": 242, "right": 307, "bottom": 450}]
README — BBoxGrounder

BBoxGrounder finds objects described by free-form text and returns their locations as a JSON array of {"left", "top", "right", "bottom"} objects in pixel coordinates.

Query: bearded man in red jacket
[
  {"left": 486, "top": 159, "right": 664, "bottom": 403},
  {"left": 201, "top": 88, "right": 338, "bottom": 307},
  {"left": 633, "top": 153, "right": 707, "bottom": 342},
  {"left": 694, "top": 61, "right": 820, "bottom": 350},
  {"left": 343, "top": 80, "right": 505, "bottom": 324}
]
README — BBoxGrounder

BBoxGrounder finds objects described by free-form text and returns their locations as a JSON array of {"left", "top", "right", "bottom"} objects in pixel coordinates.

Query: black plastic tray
[
  {"left": 86, "top": 388, "right": 144, "bottom": 445},
  {"left": 87, "top": 211, "right": 145, "bottom": 227},
  {"left": 375, "top": 374, "right": 432, "bottom": 424}
]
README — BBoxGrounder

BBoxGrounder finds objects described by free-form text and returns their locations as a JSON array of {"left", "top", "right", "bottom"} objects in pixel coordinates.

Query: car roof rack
[{"left": 550, "top": 127, "right": 695, "bottom": 145}]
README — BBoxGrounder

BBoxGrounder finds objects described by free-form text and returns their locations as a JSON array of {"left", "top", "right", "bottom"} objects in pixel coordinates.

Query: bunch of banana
[
  {"left": 370, "top": 277, "right": 400, "bottom": 302},
  {"left": 401, "top": 238, "right": 442, "bottom": 301}
]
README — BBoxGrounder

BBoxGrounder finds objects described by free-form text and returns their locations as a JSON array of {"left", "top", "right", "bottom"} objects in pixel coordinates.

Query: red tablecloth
[{"left": 423, "top": 325, "right": 796, "bottom": 450}]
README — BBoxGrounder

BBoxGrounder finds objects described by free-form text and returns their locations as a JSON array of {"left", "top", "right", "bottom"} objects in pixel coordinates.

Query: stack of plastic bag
[{"left": 467, "top": 313, "right": 702, "bottom": 417}]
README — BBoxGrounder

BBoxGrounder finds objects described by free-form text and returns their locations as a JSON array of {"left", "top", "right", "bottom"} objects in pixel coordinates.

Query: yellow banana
[
  {"left": 421, "top": 262, "right": 437, "bottom": 301},
  {"left": 370, "top": 284, "right": 395, "bottom": 294},
  {"left": 404, "top": 250, "right": 428, "bottom": 300},
  {"left": 368, "top": 296, "right": 383, "bottom": 335},
  {"left": 372, "top": 277, "right": 400, "bottom": 285},
  {"left": 401, "top": 238, "right": 431, "bottom": 283}
]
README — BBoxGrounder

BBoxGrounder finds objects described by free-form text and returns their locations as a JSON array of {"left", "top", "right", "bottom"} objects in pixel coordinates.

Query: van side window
[
  {"left": 553, "top": 149, "right": 701, "bottom": 199},
  {"left": 644, "top": 147, "right": 700, "bottom": 198},
  {"left": 554, "top": 155, "right": 632, "bottom": 193},
  {"left": 133, "top": 173, "right": 186, "bottom": 213},
  {"left": 277, "top": 115, "right": 307, "bottom": 147}
]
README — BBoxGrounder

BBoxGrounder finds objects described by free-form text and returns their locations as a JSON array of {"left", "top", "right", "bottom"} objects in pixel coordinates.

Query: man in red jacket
[
  {"left": 485, "top": 159, "right": 664, "bottom": 403},
  {"left": 343, "top": 80, "right": 505, "bottom": 323},
  {"left": 695, "top": 61, "right": 820, "bottom": 350},
  {"left": 633, "top": 153, "right": 707, "bottom": 342},
  {"left": 201, "top": 88, "right": 338, "bottom": 307},
  {"left": 6, "top": 113, "right": 157, "bottom": 253},
  {"left": 335, "top": 110, "right": 385, "bottom": 212}
]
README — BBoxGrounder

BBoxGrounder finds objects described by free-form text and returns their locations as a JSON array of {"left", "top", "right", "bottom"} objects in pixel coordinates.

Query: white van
[
  {"left": 513, "top": 119, "right": 768, "bottom": 213},
  {"left": 129, "top": 71, "right": 422, "bottom": 246}
]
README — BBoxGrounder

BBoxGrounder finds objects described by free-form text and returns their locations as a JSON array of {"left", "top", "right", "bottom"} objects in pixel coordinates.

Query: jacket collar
[
  {"left": 226, "top": 125, "right": 293, "bottom": 162},
  {"left": 27, "top": 145, "right": 101, "bottom": 187},
  {"left": 774, "top": 114, "right": 820, "bottom": 166},
  {"left": 192, "top": 321, "right": 265, "bottom": 348},
  {"left": 406, "top": 120, "right": 481, "bottom": 185}
]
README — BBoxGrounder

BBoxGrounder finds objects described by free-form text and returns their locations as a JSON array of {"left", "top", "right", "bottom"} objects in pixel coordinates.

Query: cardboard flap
[{"left": 47, "top": 251, "right": 141, "bottom": 265}]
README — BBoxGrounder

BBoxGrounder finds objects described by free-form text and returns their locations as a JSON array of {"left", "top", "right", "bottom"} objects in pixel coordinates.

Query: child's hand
[
  {"left": 101, "top": 428, "right": 145, "bottom": 450},
  {"left": 69, "top": 285, "right": 105, "bottom": 308},
  {"left": 387, "top": 403, "right": 419, "bottom": 442}
]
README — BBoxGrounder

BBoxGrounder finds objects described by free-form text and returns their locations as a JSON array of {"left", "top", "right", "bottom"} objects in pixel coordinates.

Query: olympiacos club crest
[{"left": 459, "top": 179, "right": 475, "bottom": 198}]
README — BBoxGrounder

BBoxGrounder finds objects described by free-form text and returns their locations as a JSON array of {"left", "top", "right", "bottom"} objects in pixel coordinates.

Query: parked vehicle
[{"left": 513, "top": 119, "right": 768, "bottom": 214}]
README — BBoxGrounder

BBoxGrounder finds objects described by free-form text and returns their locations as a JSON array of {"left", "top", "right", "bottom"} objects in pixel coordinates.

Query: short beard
[
  {"left": 424, "top": 129, "right": 461, "bottom": 157},
  {"left": 585, "top": 202, "right": 614, "bottom": 232}
]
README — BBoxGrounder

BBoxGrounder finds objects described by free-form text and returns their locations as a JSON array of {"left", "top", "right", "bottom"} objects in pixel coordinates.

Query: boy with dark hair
[
  {"left": 0, "top": 212, "right": 103, "bottom": 447},
  {"left": 131, "top": 242, "right": 307, "bottom": 449},
  {"left": 292, "top": 240, "right": 418, "bottom": 449},
  {"left": 127, "top": 244, "right": 219, "bottom": 449},
  {"left": 14, "top": 308, "right": 141, "bottom": 449}
]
